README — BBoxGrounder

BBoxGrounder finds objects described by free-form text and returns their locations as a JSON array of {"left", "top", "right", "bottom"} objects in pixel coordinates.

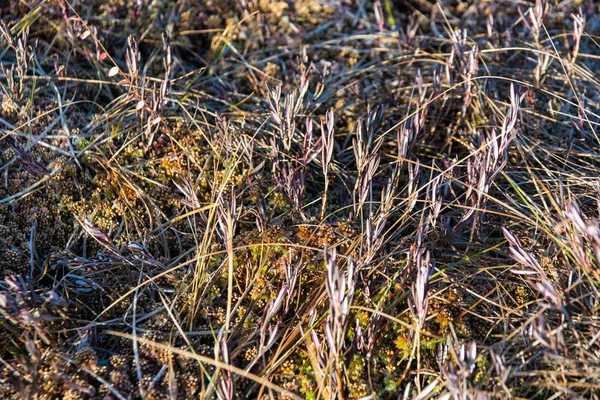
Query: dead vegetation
[{"left": 1, "top": 0, "right": 600, "bottom": 398}]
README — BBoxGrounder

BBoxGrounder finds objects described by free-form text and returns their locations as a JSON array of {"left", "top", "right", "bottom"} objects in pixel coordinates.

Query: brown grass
[{"left": 1, "top": 0, "right": 600, "bottom": 398}]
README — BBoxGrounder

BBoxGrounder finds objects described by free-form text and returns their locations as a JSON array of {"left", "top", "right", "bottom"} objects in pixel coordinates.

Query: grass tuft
[{"left": 2, "top": 0, "right": 600, "bottom": 398}]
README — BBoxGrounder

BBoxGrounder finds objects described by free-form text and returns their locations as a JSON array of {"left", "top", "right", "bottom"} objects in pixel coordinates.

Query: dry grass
[{"left": 1, "top": 0, "right": 600, "bottom": 398}]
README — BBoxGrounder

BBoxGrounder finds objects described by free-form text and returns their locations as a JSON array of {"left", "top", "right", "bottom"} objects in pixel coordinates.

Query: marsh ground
[{"left": 1, "top": 0, "right": 600, "bottom": 398}]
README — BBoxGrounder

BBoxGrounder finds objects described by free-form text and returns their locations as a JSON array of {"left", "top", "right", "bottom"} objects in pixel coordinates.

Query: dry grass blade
[{"left": 106, "top": 330, "right": 303, "bottom": 400}]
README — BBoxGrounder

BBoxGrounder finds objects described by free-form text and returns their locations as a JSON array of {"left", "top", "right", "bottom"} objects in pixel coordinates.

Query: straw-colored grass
[{"left": 1, "top": 0, "right": 600, "bottom": 398}]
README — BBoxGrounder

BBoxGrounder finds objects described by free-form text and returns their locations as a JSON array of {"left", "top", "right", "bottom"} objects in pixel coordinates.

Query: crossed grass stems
[{"left": 1, "top": 0, "right": 600, "bottom": 398}]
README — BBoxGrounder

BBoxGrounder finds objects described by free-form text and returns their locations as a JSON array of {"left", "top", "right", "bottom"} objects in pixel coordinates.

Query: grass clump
[{"left": 1, "top": 0, "right": 600, "bottom": 398}]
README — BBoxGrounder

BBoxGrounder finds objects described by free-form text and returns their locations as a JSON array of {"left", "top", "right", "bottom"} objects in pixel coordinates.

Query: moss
[{"left": 1, "top": 0, "right": 599, "bottom": 398}]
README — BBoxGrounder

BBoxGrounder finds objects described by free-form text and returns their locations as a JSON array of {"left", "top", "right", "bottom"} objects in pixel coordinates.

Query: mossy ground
[{"left": 1, "top": 0, "right": 600, "bottom": 399}]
